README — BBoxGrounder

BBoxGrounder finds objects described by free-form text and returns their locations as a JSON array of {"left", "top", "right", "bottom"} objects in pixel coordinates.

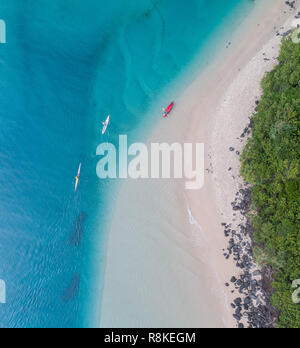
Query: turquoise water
[{"left": 0, "top": 0, "right": 255, "bottom": 328}]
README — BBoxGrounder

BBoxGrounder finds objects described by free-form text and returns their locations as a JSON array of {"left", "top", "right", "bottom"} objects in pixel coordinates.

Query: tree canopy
[{"left": 241, "top": 33, "right": 300, "bottom": 328}]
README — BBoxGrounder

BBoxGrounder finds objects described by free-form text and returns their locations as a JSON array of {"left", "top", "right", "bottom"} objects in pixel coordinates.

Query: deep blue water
[{"left": 0, "top": 0, "right": 255, "bottom": 328}]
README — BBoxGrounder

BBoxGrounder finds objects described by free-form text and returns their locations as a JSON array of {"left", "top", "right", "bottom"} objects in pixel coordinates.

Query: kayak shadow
[
  {"left": 69, "top": 212, "right": 87, "bottom": 246},
  {"left": 62, "top": 273, "right": 80, "bottom": 303}
]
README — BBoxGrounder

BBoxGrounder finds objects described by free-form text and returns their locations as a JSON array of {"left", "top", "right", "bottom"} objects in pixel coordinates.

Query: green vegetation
[{"left": 241, "top": 33, "right": 300, "bottom": 328}]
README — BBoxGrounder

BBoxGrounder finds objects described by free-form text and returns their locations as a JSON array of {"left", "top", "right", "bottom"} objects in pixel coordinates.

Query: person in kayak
[
  {"left": 162, "top": 102, "right": 175, "bottom": 118},
  {"left": 74, "top": 163, "right": 81, "bottom": 192},
  {"left": 102, "top": 115, "right": 110, "bottom": 135}
]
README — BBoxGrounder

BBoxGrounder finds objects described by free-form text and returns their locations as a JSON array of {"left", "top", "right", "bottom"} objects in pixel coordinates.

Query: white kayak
[
  {"left": 74, "top": 163, "right": 81, "bottom": 192},
  {"left": 102, "top": 115, "right": 110, "bottom": 135}
]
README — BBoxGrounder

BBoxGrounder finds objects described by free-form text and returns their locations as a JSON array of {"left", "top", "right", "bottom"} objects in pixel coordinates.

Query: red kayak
[{"left": 163, "top": 102, "right": 174, "bottom": 118}]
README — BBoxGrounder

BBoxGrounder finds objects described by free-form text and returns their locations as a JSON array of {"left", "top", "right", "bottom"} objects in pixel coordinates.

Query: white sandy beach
[
  {"left": 99, "top": 0, "right": 300, "bottom": 328},
  {"left": 184, "top": 0, "right": 300, "bottom": 327}
]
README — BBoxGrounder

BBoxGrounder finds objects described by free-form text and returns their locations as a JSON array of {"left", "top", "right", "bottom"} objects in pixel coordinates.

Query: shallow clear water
[{"left": 0, "top": 0, "right": 255, "bottom": 328}]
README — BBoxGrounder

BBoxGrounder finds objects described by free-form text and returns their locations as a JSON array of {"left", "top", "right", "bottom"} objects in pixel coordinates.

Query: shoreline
[{"left": 99, "top": 0, "right": 299, "bottom": 328}]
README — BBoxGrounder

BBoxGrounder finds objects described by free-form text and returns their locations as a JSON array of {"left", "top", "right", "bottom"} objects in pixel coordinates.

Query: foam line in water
[{"left": 184, "top": 195, "right": 208, "bottom": 245}]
